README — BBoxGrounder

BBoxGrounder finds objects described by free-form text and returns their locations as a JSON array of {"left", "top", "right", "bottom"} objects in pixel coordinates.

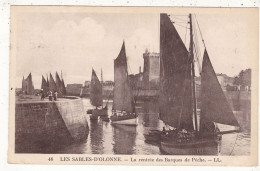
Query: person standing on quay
[
  {"left": 40, "top": 89, "right": 45, "bottom": 100},
  {"left": 48, "top": 91, "right": 53, "bottom": 101},
  {"left": 54, "top": 91, "right": 58, "bottom": 101}
]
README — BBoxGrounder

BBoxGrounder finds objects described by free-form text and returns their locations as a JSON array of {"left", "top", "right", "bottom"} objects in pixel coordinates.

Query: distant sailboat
[
  {"left": 157, "top": 13, "right": 241, "bottom": 155},
  {"left": 60, "top": 71, "right": 66, "bottom": 95},
  {"left": 46, "top": 75, "right": 49, "bottom": 90},
  {"left": 22, "top": 73, "right": 34, "bottom": 95},
  {"left": 89, "top": 69, "right": 108, "bottom": 120},
  {"left": 110, "top": 42, "right": 137, "bottom": 125},
  {"left": 55, "top": 72, "right": 63, "bottom": 97},
  {"left": 22, "top": 76, "right": 25, "bottom": 93},
  {"left": 49, "top": 73, "right": 56, "bottom": 94},
  {"left": 41, "top": 75, "right": 48, "bottom": 97}
]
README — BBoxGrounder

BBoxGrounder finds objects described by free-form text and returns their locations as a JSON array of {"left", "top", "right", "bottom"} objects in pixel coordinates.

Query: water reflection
[
  {"left": 58, "top": 98, "right": 250, "bottom": 156},
  {"left": 219, "top": 124, "right": 251, "bottom": 156},
  {"left": 112, "top": 125, "right": 137, "bottom": 154},
  {"left": 89, "top": 120, "right": 104, "bottom": 154},
  {"left": 139, "top": 101, "right": 160, "bottom": 128}
]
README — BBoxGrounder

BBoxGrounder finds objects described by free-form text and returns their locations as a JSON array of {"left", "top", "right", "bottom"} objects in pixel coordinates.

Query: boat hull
[
  {"left": 100, "top": 116, "right": 110, "bottom": 122},
  {"left": 86, "top": 109, "right": 93, "bottom": 114},
  {"left": 144, "top": 130, "right": 162, "bottom": 143},
  {"left": 160, "top": 136, "right": 221, "bottom": 155},
  {"left": 110, "top": 110, "right": 138, "bottom": 125},
  {"left": 111, "top": 118, "right": 137, "bottom": 125},
  {"left": 93, "top": 108, "right": 108, "bottom": 117}
]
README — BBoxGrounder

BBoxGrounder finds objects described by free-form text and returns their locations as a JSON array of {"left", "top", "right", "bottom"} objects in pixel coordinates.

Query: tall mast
[{"left": 189, "top": 14, "right": 198, "bottom": 132}]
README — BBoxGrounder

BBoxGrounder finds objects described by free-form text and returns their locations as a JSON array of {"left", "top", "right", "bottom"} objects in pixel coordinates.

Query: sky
[{"left": 14, "top": 8, "right": 257, "bottom": 89}]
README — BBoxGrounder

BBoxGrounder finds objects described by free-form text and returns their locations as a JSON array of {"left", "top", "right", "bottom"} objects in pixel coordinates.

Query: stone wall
[{"left": 15, "top": 97, "right": 89, "bottom": 153}]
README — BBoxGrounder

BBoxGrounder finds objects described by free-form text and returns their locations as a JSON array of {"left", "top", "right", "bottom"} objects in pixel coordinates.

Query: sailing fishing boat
[
  {"left": 110, "top": 42, "right": 138, "bottom": 125},
  {"left": 49, "top": 73, "right": 56, "bottom": 94},
  {"left": 22, "top": 73, "right": 34, "bottom": 95},
  {"left": 158, "top": 13, "right": 241, "bottom": 155},
  {"left": 89, "top": 69, "right": 108, "bottom": 120},
  {"left": 60, "top": 71, "right": 66, "bottom": 95},
  {"left": 41, "top": 75, "right": 48, "bottom": 97},
  {"left": 55, "top": 72, "right": 63, "bottom": 97}
]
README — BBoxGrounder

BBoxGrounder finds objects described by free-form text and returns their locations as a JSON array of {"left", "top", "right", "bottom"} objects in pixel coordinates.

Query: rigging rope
[
  {"left": 170, "top": 14, "right": 189, "bottom": 29},
  {"left": 172, "top": 21, "right": 189, "bottom": 23},
  {"left": 194, "top": 14, "right": 206, "bottom": 48},
  {"left": 192, "top": 15, "right": 202, "bottom": 74},
  {"left": 172, "top": 16, "right": 188, "bottom": 22},
  {"left": 173, "top": 23, "right": 190, "bottom": 29}
]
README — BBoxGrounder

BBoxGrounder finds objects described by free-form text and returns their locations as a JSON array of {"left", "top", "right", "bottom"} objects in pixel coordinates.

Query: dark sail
[
  {"left": 56, "top": 72, "right": 63, "bottom": 97},
  {"left": 90, "top": 69, "right": 103, "bottom": 107},
  {"left": 22, "top": 76, "right": 25, "bottom": 92},
  {"left": 200, "top": 50, "right": 240, "bottom": 129},
  {"left": 23, "top": 73, "right": 34, "bottom": 95},
  {"left": 41, "top": 75, "right": 48, "bottom": 96},
  {"left": 27, "top": 73, "right": 34, "bottom": 95},
  {"left": 61, "top": 79, "right": 66, "bottom": 95},
  {"left": 46, "top": 75, "right": 49, "bottom": 85},
  {"left": 159, "top": 14, "right": 193, "bottom": 130},
  {"left": 46, "top": 75, "right": 49, "bottom": 92},
  {"left": 49, "top": 73, "right": 56, "bottom": 93},
  {"left": 60, "top": 71, "right": 66, "bottom": 95},
  {"left": 113, "top": 42, "right": 134, "bottom": 113}
]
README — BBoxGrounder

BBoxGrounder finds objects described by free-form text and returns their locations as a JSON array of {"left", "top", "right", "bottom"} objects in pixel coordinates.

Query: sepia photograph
[{"left": 8, "top": 6, "right": 258, "bottom": 165}]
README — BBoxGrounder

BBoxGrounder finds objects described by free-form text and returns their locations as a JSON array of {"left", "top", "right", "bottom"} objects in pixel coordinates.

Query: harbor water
[{"left": 57, "top": 98, "right": 250, "bottom": 156}]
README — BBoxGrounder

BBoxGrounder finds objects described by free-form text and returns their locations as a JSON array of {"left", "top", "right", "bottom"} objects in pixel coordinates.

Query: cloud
[
  {"left": 16, "top": 17, "right": 158, "bottom": 88},
  {"left": 16, "top": 13, "right": 254, "bottom": 89}
]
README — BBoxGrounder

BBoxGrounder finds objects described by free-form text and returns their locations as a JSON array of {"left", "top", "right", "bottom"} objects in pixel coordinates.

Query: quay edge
[{"left": 15, "top": 96, "right": 89, "bottom": 153}]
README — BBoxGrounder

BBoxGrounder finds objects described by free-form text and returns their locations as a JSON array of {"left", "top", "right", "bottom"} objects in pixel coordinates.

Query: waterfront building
[
  {"left": 216, "top": 73, "right": 235, "bottom": 91},
  {"left": 66, "top": 84, "right": 83, "bottom": 96},
  {"left": 84, "top": 81, "right": 91, "bottom": 88},
  {"left": 102, "top": 81, "right": 114, "bottom": 98},
  {"left": 129, "top": 67, "right": 143, "bottom": 90},
  {"left": 66, "top": 81, "right": 114, "bottom": 97}
]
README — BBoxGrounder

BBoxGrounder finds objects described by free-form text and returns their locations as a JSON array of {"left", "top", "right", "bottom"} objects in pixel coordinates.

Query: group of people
[
  {"left": 162, "top": 126, "right": 196, "bottom": 143},
  {"left": 40, "top": 90, "right": 58, "bottom": 101},
  {"left": 111, "top": 110, "right": 136, "bottom": 117}
]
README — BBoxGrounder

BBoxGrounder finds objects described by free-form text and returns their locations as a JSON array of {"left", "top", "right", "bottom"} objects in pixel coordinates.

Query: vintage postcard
[{"left": 8, "top": 6, "right": 258, "bottom": 166}]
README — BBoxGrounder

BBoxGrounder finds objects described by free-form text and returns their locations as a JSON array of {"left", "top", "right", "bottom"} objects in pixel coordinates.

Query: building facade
[
  {"left": 143, "top": 49, "right": 160, "bottom": 90},
  {"left": 66, "top": 84, "right": 83, "bottom": 96},
  {"left": 102, "top": 81, "right": 114, "bottom": 98},
  {"left": 216, "top": 73, "right": 235, "bottom": 91}
]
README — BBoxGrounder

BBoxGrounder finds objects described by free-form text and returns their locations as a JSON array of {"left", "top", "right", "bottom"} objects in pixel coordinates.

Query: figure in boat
[
  {"left": 110, "top": 42, "right": 138, "bottom": 125},
  {"left": 89, "top": 68, "right": 108, "bottom": 120},
  {"left": 145, "top": 13, "right": 241, "bottom": 155}
]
